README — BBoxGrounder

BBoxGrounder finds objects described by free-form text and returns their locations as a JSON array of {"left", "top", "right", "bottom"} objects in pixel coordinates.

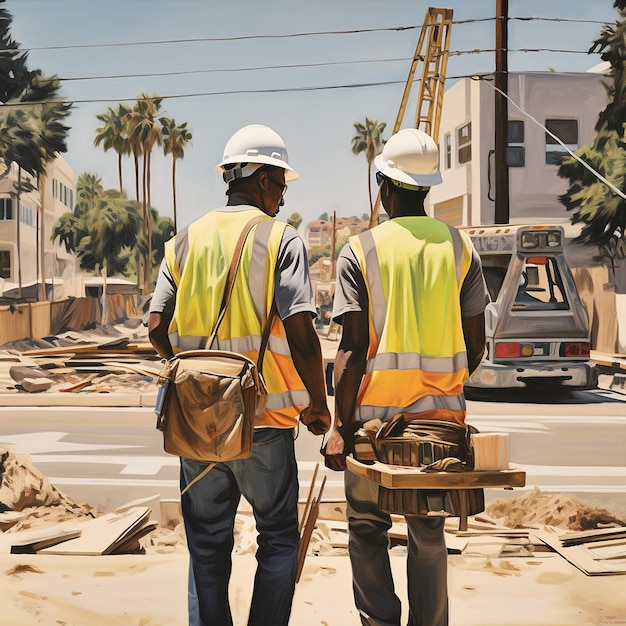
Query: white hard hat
[
  {"left": 216, "top": 124, "right": 299, "bottom": 183},
  {"left": 374, "top": 128, "right": 442, "bottom": 187}
]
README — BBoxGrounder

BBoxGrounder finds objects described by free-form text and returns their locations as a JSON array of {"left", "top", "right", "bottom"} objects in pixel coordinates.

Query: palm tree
[
  {"left": 52, "top": 175, "right": 140, "bottom": 323},
  {"left": 0, "top": 7, "right": 70, "bottom": 298},
  {"left": 127, "top": 93, "right": 163, "bottom": 292},
  {"left": 161, "top": 117, "right": 192, "bottom": 233},
  {"left": 28, "top": 88, "right": 72, "bottom": 300},
  {"left": 287, "top": 212, "right": 302, "bottom": 230},
  {"left": 94, "top": 104, "right": 131, "bottom": 194},
  {"left": 351, "top": 117, "right": 387, "bottom": 227}
]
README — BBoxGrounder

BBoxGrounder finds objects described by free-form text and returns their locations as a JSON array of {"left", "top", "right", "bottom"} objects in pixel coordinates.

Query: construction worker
[
  {"left": 323, "top": 128, "right": 488, "bottom": 626},
  {"left": 149, "top": 124, "right": 331, "bottom": 626}
]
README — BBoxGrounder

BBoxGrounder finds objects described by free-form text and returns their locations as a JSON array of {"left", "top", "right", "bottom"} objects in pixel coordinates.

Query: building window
[
  {"left": 457, "top": 123, "right": 471, "bottom": 165},
  {"left": 444, "top": 132, "right": 452, "bottom": 169},
  {"left": 0, "top": 198, "right": 13, "bottom": 220},
  {"left": 507, "top": 120, "right": 525, "bottom": 167},
  {"left": 0, "top": 250, "right": 10, "bottom": 279},
  {"left": 20, "top": 204, "right": 34, "bottom": 227},
  {"left": 545, "top": 119, "right": 578, "bottom": 165}
]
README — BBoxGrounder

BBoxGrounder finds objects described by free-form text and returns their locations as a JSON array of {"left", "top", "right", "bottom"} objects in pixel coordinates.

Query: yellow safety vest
[
  {"left": 349, "top": 217, "right": 473, "bottom": 425},
  {"left": 164, "top": 207, "right": 309, "bottom": 428}
]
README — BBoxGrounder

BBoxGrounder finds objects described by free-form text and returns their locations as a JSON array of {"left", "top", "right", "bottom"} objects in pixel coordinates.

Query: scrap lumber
[
  {"left": 1, "top": 525, "right": 82, "bottom": 555},
  {"left": 534, "top": 526, "right": 626, "bottom": 576},
  {"left": 58, "top": 373, "right": 99, "bottom": 393},
  {"left": 21, "top": 340, "right": 156, "bottom": 357},
  {"left": 37, "top": 507, "right": 152, "bottom": 556},
  {"left": 299, "top": 463, "right": 319, "bottom": 534},
  {"left": 296, "top": 474, "right": 327, "bottom": 583}
]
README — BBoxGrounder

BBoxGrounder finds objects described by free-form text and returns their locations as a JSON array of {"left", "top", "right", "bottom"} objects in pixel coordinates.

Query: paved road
[{"left": 0, "top": 386, "right": 624, "bottom": 516}]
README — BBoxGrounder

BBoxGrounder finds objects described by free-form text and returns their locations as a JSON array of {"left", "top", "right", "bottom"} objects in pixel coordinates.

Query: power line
[
  {"left": 41, "top": 46, "right": 604, "bottom": 85},
  {"left": 3, "top": 60, "right": 609, "bottom": 108},
  {"left": 1, "top": 15, "right": 609, "bottom": 54}
]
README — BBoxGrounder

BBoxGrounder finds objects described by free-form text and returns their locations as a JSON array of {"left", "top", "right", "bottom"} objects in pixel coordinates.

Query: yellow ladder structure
[
  {"left": 370, "top": 7, "right": 453, "bottom": 226},
  {"left": 394, "top": 6, "right": 453, "bottom": 139}
]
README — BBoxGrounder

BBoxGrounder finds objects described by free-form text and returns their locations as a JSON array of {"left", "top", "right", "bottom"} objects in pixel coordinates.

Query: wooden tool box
[{"left": 346, "top": 456, "right": 526, "bottom": 531}]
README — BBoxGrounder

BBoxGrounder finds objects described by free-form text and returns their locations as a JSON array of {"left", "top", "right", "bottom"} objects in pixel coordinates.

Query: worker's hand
[
  {"left": 321, "top": 428, "right": 349, "bottom": 471},
  {"left": 300, "top": 404, "right": 332, "bottom": 436}
]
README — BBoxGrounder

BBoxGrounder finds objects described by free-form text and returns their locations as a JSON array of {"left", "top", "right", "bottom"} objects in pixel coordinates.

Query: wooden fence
[{"left": 0, "top": 294, "right": 140, "bottom": 347}]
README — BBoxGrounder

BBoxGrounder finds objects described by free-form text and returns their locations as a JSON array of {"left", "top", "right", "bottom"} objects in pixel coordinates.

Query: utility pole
[{"left": 494, "top": 0, "right": 510, "bottom": 224}]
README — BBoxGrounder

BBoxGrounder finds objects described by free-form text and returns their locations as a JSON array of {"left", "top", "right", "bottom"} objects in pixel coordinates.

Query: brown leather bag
[{"left": 155, "top": 216, "right": 273, "bottom": 462}]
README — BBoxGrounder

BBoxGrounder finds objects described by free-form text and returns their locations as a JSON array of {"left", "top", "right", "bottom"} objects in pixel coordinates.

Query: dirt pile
[
  {"left": 486, "top": 487, "right": 626, "bottom": 531},
  {"left": 0, "top": 446, "right": 96, "bottom": 531}
]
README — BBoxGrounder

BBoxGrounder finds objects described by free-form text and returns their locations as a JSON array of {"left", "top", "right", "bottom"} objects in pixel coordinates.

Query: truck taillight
[
  {"left": 561, "top": 342, "right": 590, "bottom": 358},
  {"left": 495, "top": 342, "right": 534, "bottom": 358}
]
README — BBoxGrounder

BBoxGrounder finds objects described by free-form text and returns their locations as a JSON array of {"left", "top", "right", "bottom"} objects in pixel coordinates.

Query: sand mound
[
  {"left": 0, "top": 446, "right": 96, "bottom": 529},
  {"left": 486, "top": 487, "right": 626, "bottom": 531}
]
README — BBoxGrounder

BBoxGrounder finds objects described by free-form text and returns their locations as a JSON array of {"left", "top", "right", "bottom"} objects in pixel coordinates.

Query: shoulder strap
[
  {"left": 203, "top": 215, "right": 277, "bottom": 373},
  {"left": 204, "top": 215, "right": 267, "bottom": 349}
]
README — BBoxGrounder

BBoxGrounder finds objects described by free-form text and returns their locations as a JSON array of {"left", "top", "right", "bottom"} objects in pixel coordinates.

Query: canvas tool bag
[{"left": 155, "top": 216, "right": 274, "bottom": 462}]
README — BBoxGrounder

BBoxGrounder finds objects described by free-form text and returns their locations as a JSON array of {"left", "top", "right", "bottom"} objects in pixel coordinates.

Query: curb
[{"left": 0, "top": 391, "right": 157, "bottom": 407}]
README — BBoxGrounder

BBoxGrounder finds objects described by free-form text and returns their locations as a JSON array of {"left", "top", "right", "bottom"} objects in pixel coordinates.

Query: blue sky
[{"left": 5, "top": 0, "right": 620, "bottom": 228}]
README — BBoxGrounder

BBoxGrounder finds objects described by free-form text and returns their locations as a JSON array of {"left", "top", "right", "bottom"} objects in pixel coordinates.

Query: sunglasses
[
  {"left": 375, "top": 171, "right": 386, "bottom": 186},
  {"left": 266, "top": 174, "right": 288, "bottom": 199}
]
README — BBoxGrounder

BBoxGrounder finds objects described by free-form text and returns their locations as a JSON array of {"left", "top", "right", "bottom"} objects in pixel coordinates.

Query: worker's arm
[
  {"left": 149, "top": 311, "right": 175, "bottom": 360},
  {"left": 462, "top": 312, "right": 485, "bottom": 374},
  {"left": 323, "top": 310, "right": 369, "bottom": 471},
  {"left": 282, "top": 312, "right": 331, "bottom": 435}
]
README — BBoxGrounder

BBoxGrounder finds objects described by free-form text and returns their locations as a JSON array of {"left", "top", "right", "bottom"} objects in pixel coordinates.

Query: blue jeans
[
  {"left": 181, "top": 427, "right": 300, "bottom": 626},
  {"left": 346, "top": 471, "right": 449, "bottom": 626}
]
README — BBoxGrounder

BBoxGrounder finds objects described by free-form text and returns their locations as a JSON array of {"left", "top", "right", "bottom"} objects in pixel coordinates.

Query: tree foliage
[
  {"left": 558, "top": 1, "right": 626, "bottom": 266},
  {"left": 52, "top": 173, "right": 141, "bottom": 276},
  {"left": 287, "top": 212, "right": 302, "bottom": 230}
]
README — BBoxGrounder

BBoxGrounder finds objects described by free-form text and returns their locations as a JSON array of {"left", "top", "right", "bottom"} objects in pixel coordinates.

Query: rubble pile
[
  {"left": 486, "top": 487, "right": 626, "bottom": 531},
  {"left": 0, "top": 446, "right": 96, "bottom": 531}
]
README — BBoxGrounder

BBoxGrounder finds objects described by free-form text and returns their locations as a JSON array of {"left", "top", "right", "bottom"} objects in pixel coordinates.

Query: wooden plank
[
  {"left": 559, "top": 526, "right": 626, "bottom": 547},
  {"left": 533, "top": 528, "right": 626, "bottom": 576},
  {"left": 37, "top": 507, "right": 151, "bottom": 556},
  {"left": 2, "top": 525, "right": 82, "bottom": 555},
  {"left": 346, "top": 457, "right": 526, "bottom": 489}
]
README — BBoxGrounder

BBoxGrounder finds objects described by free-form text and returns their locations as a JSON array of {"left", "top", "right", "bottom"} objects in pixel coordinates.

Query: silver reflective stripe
[
  {"left": 173, "top": 227, "right": 190, "bottom": 281},
  {"left": 365, "top": 351, "right": 468, "bottom": 375},
  {"left": 355, "top": 392, "right": 466, "bottom": 422},
  {"left": 214, "top": 335, "right": 260, "bottom": 353},
  {"left": 249, "top": 219, "right": 275, "bottom": 320},
  {"left": 169, "top": 332, "right": 206, "bottom": 351},
  {"left": 447, "top": 225, "right": 464, "bottom": 286},
  {"left": 357, "top": 229, "right": 386, "bottom": 341},
  {"left": 267, "top": 335, "right": 292, "bottom": 356},
  {"left": 258, "top": 389, "right": 310, "bottom": 412}
]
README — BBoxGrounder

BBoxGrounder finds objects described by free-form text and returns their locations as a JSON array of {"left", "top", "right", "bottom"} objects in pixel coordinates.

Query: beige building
[
  {"left": 0, "top": 155, "right": 79, "bottom": 299},
  {"left": 429, "top": 71, "right": 608, "bottom": 228},
  {"left": 303, "top": 215, "right": 368, "bottom": 250}
]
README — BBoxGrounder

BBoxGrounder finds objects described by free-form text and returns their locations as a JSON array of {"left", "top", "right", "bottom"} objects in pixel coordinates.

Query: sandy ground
[
  {"left": 1, "top": 476, "right": 625, "bottom": 626},
  {"left": 1, "top": 550, "right": 626, "bottom": 626}
]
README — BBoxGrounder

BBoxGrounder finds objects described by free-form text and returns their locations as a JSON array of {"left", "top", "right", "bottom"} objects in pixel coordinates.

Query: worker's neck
[
  {"left": 226, "top": 190, "right": 259, "bottom": 208},
  {"left": 391, "top": 205, "right": 428, "bottom": 218}
]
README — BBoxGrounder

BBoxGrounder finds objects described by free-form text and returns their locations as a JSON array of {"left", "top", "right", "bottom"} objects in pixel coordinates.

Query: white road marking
[{"left": 0, "top": 431, "right": 138, "bottom": 454}]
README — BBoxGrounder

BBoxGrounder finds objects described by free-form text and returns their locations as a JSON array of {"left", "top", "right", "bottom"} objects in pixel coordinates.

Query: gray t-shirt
[
  {"left": 332, "top": 238, "right": 489, "bottom": 324},
  {"left": 151, "top": 220, "right": 316, "bottom": 321}
]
